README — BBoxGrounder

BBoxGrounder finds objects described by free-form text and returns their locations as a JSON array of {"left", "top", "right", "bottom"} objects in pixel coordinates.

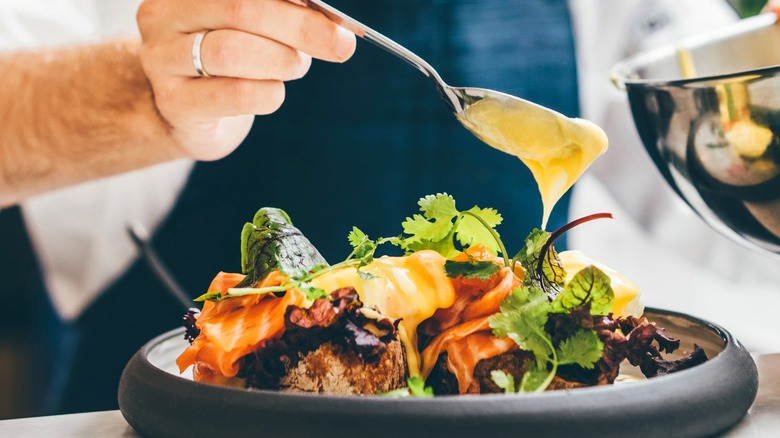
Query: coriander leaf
[
  {"left": 556, "top": 329, "right": 604, "bottom": 369},
  {"left": 418, "top": 193, "right": 458, "bottom": 220},
  {"left": 303, "top": 285, "right": 329, "bottom": 302},
  {"left": 347, "top": 226, "right": 367, "bottom": 247},
  {"left": 396, "top": 194, "right": 508, "bottom": 263},
  {"left": 444, "top": 260, "right": 500, "bottom": 280},
  {"left": 551, "top": 265, "right": 614, "bottom": 315},
  {"left": 518, "top": 361, "right": 553, "bottom": 393},
  {"left": 347, "top": 226, "right": 377, "bottom": 267},
  {"left": 292, "top": 281, "right": 329, "bottom": 302},
  {"left": 403, "top": 226, "right": 459, "bottom": 258},
  {"left": 490, "top": 370, "right": 517, "bottom": 394},
  {"left": 378, "top": 376, "right": 434, "bottom": 398},
  {"left": 380, "top": 235, "right": 404, "bottom": 247},
  {"left": 489, "top": 286, "right": 553, "bottom": 367},
  {"left": 401, "top": 213, "right": 454, "bottom": 245},
  {"left": 401, "top": 194, "right": 459, "bottom": 244},
  {"left": 407, "top": 376, "right": 434, "bottom": 397},
  {"left": 456, "top": 206, "right": 503, "bottom": 254}
]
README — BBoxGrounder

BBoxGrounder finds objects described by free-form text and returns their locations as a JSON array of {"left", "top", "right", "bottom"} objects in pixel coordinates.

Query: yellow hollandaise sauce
[
  {"left": 311, "top": 250, "right": 456, "bottom": 377},
  {"left": 457, "top": 97, "right": 608, "bottom": 229}
]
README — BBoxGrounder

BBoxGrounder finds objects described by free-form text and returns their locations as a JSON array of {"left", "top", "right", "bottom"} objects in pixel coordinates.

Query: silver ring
[{"left": 192, "top": 31, "right": 212, "bottom": 78}]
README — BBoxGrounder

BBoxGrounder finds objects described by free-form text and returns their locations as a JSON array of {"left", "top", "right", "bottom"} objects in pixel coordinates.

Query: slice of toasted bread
[{"left": 278, "top": 339, "right": 407, "bottom": 395}]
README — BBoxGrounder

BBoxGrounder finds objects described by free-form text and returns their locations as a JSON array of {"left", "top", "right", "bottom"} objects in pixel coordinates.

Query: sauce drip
[
  {"left": 457, "top": 97, "right": 608, "bottom": 228},
  {"left": 311, "top": 250, "right": 456, "bottom": 377}
]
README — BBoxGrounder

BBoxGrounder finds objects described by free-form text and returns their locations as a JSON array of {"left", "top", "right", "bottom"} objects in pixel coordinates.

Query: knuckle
[
  {"left": 138, "top": 41, "right": 166, "bottom": 77},
  {"left": 294, "top": 12, "right": 352, "bottom": 62},
  {"left": 138, "top": 45, "right": 153, "bottom": 74},
  {"left": 151, "top": 81, "right": 181, "bottom": 115},
  {"left": 205, "top": 34, "right": 239, "bottom": 73},
  {"left": 278, "top": 48, "right": 309, "bottom": 80},
  {"left": 136, "top": 0, "right": 160, "bottom": 34},
  {"left": 224, "top": 0, "right": 251, "bottom": 27},
  {"left": 296, "top": 11, "right": 323, "bottom": 48},
  {"left": 153, "top": 81, "right": 177, "bottom": 106}
]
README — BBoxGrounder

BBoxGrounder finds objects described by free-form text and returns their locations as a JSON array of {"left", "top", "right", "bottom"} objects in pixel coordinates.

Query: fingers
[
  {"left": 148, "top": 29, "right": 312, "bottom": 80},
  {"left": 200, "top": 30, "right": 313, "bottom": 80},
  {"left": 136, "top": 0, "right": 357, "bottom": 160},
  {"left": 138, "top": 0, "right": 356, "bottom": 63},
  {"left": 152, "top": 76, "right": 284, "bottom": 159},
  {"left": 156, "top": 76, "right": 288, "bottom": 122}
]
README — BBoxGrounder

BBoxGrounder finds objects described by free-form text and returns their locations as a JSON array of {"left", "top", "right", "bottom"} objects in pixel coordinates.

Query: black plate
[{"left": 118, "top": 308, "right": 757, "bottom": 438}]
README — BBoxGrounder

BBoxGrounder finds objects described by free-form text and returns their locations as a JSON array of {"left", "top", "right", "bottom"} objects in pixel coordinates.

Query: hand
[{"left": 137, "top": 0, "right": 356, "bottom": 161}]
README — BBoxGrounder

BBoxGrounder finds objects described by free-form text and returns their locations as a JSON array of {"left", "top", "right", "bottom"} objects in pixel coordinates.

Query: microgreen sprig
[
  {"left": 396, "top": 193, "right": 505, "bottom": 260},
  {"left": 535, "top": 212, "right": 613, "bottom": 287},
  {"left": 197, "top": 227, "right": 396, "bottom": 302}
]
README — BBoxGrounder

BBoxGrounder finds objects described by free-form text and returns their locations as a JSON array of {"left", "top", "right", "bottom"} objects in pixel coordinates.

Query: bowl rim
[{"left": 611, "top": 12, "right": 780, "bottom": 89}]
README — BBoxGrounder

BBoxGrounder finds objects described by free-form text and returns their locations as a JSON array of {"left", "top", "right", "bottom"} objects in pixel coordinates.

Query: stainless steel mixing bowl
[{"left": 611, "top": 12, "right": 780, "bottom": 257}]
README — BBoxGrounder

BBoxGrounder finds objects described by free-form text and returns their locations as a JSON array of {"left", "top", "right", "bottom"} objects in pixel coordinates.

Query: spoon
[
  {"left": 305, "top": 0, "right": 518, "bottom": 114},
  {"left": 304, "top": 0, "right": 608, "bottom": 229},
  {"left": 127, "top": 222, "right": 193, "bottom": 310}
]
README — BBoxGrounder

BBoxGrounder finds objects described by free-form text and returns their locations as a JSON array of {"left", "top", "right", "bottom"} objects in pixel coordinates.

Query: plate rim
[{"left": 119, "top": 307, "right": 758, "bottom": 438}]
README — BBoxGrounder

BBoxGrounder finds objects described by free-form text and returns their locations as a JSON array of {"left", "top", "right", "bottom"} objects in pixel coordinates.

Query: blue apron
[{"left": 1, "top": 0, "right": 580, "bottom": 414}]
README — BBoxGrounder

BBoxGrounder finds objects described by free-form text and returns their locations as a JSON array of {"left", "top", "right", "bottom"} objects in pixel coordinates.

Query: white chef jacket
[
  {"left": 1, "top": 0, "right": 194, "bottom": 321},
  {"left": 569, "top": 0, "right": 780, "bottom": 353}
]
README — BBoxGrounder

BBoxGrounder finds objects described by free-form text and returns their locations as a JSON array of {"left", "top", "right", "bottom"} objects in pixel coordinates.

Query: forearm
[
  {"left": 0, "top": 0, "right": 357, "bottom": 206},
  {"left": 0, "top": 38, "right": 184, "bottom": 206}
]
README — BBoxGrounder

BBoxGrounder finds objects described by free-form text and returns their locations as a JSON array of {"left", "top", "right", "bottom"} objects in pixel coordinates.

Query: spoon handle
[{"left": 303, "top": 0, "right": 441, "bottom": 82}]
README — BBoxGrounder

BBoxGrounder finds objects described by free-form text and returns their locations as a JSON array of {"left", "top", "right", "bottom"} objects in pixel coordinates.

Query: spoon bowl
[{"left": 304, "top": 0, "right": 608, "bottom": 228}]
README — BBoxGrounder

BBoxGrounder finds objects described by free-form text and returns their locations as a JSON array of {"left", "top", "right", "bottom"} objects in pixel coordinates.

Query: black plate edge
[{"left": 118, "top": 308, "right": 758, "bottom": 438}]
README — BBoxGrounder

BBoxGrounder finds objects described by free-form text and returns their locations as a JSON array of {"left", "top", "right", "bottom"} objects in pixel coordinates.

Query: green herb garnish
[
  {"left": 193, "top": 290, "right": 222, "bottom": 302},
  {"left": 201, "top": 217, "right": 397, "bottom": 302},
  {"left": 487, "top": 213, "right": 615, "bottom": 393},
  {"left": 206, "top": 196, "right": 618, "bottom": 397},
  {"left": 551, "top": 265, "right": 615, "bottom": 315},
  {"left": 513, "top": 228, "right": 565, "bottom": 297},
  {"left": 238, "top": 207, "right": 328, "bottom": 287},
  {"left": 489, "top": 286, "right": 557, "bottom": 392},
  {"left": 400, "top": 194, "right": 506, "bottom": 264},
  {"left": 379, "top": 376, "right": 434, "bottom": 398},
  {"left": 444, "top": 259, "right": 501, "bottom": 280},
  {"left": 489, "top": 285, "right": 607, "bottom": 392},
  {"left": 490, "top": 370, "right": 517, "bottom": 394}
]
